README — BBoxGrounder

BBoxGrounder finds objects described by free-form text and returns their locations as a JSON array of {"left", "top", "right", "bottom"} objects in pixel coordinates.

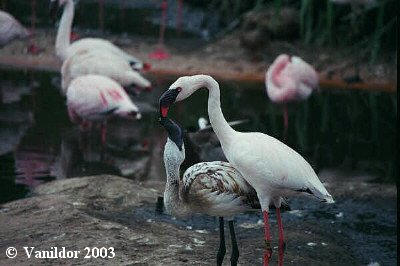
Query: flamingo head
[
  {"left": 159, "top": 75, "right": 210, "bottom": 117},
  {"left": 159, "top": 116, "right": 185, "bottom": 168},
  {"left": 159, "top": 86, "right": 182, "bottom": 117},
  {"left": 127, "top": 71, "right": 152, "bottom": 94},
  {"left": 115, "top": 105, "right": 142, "bottom": 120}
]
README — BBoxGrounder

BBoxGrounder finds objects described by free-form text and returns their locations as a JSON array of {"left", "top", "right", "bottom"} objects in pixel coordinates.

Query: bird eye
[{"left": 176, "top": 87, "right": 182, "bottom": 92}]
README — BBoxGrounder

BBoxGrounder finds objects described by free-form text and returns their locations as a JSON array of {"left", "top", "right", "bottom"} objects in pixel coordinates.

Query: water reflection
[{"left": 0, "top": 70, "right": 163, "bottom": 192}]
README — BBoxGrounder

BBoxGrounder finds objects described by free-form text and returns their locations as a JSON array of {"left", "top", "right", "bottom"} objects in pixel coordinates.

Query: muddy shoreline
[{"left": 0, "top": 171, "right": 396, "bottom": 266}]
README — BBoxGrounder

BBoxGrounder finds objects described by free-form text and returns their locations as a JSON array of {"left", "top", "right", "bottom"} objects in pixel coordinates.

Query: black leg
[
  {"left": 228, "top": 220, "right": 239, "bottom": 266},
  {"left": 217, "top": 217, "right": 226, "bottom": 266},
  {"left": 155, "top": 196, "right": 164, "bottom": 214}
]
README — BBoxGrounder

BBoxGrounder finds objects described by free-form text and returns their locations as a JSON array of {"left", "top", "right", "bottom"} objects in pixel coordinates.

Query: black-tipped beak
[
  {"left": 159, "top": 89, "right": 179, "bottom": 117},
  {"left": 49, "top": 1, "right": 59, "bottom": 22},
  {"left": 158, "top": 116, "right": 184, "bottom": 151}
]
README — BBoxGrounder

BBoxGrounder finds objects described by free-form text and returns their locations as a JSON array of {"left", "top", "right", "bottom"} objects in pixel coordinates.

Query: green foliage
[
  {"left": 210, "top": 0, "right": 396, "bottom": 62},
  {"left": 297, "top": 0, "right": 396, "bottom": 61}
]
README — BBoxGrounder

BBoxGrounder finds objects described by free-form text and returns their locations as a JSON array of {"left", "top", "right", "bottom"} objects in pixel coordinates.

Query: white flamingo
[
  {"left": 50, "top": 0, "right": 147, "bottom": 71},
  {"left": 66, "top": 74, "right": 141, "bottom": 146},
  {"left": 61, "top": 49, "right": 151, "bottom": 95},
  {"left": 160, "top": 116, "right": 289, "bottom": 266},
  {"left": 159, "top": 75, "right": 334, "bottom": 266},
  {"left": 0, "top": 10, "right": 30, "bottom": 47},
  {"left": 265, "top": 54, "right": 319, "bottom": 140}
]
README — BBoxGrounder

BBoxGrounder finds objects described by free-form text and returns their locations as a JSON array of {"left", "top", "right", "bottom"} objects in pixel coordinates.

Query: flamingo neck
[
  {"left": 192, "top": 75, "right": 235, "bottom": 147},
  {"left": 163, "top": 140, "right": 189, "bottom": 217},
  {"left": 56, "top": 0, "right": 74, "bottom": 60}
]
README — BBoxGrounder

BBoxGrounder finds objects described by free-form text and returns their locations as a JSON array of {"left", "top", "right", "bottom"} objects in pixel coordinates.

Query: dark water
[
  {"left": 0, "top": 69, "right": 397, "bottom": 203},
  {"left": 92, "top": 195, "right": 396, "bottom": 265}
]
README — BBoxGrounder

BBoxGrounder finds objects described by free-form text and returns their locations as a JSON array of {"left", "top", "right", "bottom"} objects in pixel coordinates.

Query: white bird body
[
  {"left": 160, "top": 75, "right": 333, "bottom": 212},
  {"left": 0, "top": 10, "right": 30, "bottom": 47},
  {"left": 66, "top": 74, "right": 141, "bottom": 123},
  {"left": 53, "top": 0, "right": 144, "bottom": 69},
  {"left": 61, "top": 49, "right": 151, "bottom": 95},
  {"left": 223, "top": 131, "right": 331, "bottom": 208},
  {"left": 62, "top": 37, "right": 143, "bottom": 68}
]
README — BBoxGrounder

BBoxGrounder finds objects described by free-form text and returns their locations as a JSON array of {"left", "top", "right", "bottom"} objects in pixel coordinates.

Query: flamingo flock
[{"left": 0, "top": 1, "right": 334, "bottom": 265}]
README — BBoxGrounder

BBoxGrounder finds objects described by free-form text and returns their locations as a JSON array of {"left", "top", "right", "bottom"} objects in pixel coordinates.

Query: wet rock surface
[{"left": 0, "top": 173, "right": 396, "bottom": 265}]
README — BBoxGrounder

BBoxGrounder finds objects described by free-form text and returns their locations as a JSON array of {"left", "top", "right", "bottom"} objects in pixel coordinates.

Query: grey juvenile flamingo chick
[{"left": 160, "top": 116, "right": 288, "bottom": 266}]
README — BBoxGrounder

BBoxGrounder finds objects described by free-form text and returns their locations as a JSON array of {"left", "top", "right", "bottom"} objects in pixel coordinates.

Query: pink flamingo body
[
  {"left": 66, "top": 75, "right": 141, "bottom": 145},
  {"left": 0, "top": 10, "right": 30, "bottom": 47},
  {"left": 265, "top": 54, "right": 318, "bottom": 140}
]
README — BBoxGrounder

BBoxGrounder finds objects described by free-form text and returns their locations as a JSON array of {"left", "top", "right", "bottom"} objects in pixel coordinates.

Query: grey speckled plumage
[
  {"left": 180, "top": 161, "right": 260, "bottom": 218},
  {"left": 160, "top": 117, "right": 288, "bottom": 219}
]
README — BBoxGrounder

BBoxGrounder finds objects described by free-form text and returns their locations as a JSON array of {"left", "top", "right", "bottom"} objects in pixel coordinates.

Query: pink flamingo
[
  {"left": 149, "top": 0, "right": 170, "bottom": 60},
  {"left": 0, "top": 10, "right": 30, "bottom": 47},
  {"left": 265, "top": 54, "right": 319, "bottom": 141},
  {"left": 66, "top": 74, "right": 142, "bottom": 147}
]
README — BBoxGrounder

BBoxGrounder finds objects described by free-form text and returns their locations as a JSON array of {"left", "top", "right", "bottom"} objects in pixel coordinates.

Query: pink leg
[
  {"left": 283, "top": 104, "right": 288, "bottom": 142},
  {"left": 101, "top": 122, "right": 107, "bottom": 146},
  {"left": 276, "top": 208, "right": 285, "bottom": 266},
  {"left": 263, "top": 211, "right": 272, "bottom": 266},
  {"left": 78, "top": 121, "right": 91, "bottom": 151}
]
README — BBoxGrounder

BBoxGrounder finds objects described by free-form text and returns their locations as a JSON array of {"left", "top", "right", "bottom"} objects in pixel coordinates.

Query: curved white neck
[
  {"left": 56, "top": 0, "right": 74, "bottom": 60},
  {"left": 192, "top": 75, "right": 236, "bottom": 148}
]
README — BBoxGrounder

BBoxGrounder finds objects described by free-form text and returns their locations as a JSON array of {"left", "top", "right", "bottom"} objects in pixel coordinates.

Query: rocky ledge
[{"left": 0, "top": 174, "right": 396, "bottom": 265}]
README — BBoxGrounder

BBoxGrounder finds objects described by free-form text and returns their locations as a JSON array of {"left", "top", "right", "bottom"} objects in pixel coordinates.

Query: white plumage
[
  {"left": 161, "top": 118, "right": 260, "bottom": 219},
  {"left": 67, "top": 74, "right": 141, "bottom": 124},
  {"left": 52, "top": 0, "right": 143, "bottom": 68},
  {"left": 0, "top": 10, "right": 30, "bottom": 47},
  {"left": 265, "top": 54, "right": 318, "bottom": 103},
  {"left": 51, "top": 0, "right": 151, "bottom": 92},
  {"left": 161, "top": 75, "right": 333, "bottom": 208},
  {"left": 160, "top": 116, "right": 268, "bottom": 265},
  {"left": 61, "top": 49, "right": 151, "bottom": 95}
]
